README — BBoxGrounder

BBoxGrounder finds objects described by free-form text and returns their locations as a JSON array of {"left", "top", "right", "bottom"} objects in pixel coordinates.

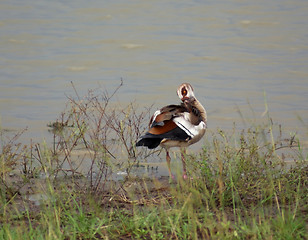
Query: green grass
[
  {"left": 1, "top": 124, "right": 306, "bottom": 240},
  {"left": 0, "top": 86, "right": 307, "bottom": 239}
]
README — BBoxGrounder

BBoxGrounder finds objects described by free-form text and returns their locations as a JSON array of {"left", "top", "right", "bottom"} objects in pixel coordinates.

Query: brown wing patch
[
  {"left": 154, "top": 105, "right": 187, "bottom": 123},
  {"left": 148, "top": 120, "right": 177, "bottom": 135},
  {"left": 154, "top": 112, "right": 170, "bottom": 123}
]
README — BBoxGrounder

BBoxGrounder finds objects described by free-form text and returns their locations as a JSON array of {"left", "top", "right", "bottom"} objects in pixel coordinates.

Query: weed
[{"left": 0, "top": 84, "right": 307, "bottom": 239}]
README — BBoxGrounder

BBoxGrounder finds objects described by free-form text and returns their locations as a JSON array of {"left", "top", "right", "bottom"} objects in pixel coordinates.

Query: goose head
[{"left": 177, "top": 83, "right": 195, "bottom": 103}]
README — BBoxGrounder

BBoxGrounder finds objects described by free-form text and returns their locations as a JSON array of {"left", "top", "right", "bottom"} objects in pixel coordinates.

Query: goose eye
[{"left": 182, "top": 88, "right": 187, "bottom": 96}]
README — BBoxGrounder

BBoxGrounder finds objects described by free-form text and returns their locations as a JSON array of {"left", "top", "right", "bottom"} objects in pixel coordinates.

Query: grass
[{"left": 0, "top": 84, "right": 307, "bottom": 239}]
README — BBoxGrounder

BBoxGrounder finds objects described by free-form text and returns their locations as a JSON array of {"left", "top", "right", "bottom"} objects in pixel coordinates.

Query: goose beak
[{"left": 182, "top": 96, "right": 194, "bottom": 103}]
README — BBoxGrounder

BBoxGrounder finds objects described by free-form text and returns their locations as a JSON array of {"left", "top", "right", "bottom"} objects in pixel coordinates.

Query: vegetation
[{"left": 1, "top": 83, "right": 307, "bottom": 239}]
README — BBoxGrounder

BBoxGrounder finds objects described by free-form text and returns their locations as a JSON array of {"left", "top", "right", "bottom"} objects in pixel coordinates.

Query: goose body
[{"left": 136, "top": 83, "right": 207, "bottom": 179}]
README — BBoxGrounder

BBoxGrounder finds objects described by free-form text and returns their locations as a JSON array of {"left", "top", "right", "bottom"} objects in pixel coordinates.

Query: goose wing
[{"left": 136, "top": 104, "right": 191, "bottom": 149}]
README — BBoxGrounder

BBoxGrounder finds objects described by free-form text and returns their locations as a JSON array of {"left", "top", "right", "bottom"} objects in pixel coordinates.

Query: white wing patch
[
  {"left": 152, "top": 110, "right": 161, "bottom": 121},
  {"left": 173, "top": 112, "right": 206, "bottom": 138},
  {"left": 150, "top": 110, "right": 162, "bottom": 126}
]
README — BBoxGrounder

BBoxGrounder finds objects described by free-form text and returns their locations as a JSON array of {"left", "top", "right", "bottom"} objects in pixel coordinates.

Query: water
[{"left": 0, "top": 0, "right": 307, "bottom": 146}]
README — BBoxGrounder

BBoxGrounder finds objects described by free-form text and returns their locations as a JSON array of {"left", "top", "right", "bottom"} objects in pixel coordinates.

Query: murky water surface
[{"left": 0, "top": 0, "right": 307, "bottom": 149}]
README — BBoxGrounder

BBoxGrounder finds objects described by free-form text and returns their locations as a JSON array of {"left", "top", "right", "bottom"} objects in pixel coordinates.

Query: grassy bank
[{"left": 1, "top": 85, "right": 307, "bottom": 239}]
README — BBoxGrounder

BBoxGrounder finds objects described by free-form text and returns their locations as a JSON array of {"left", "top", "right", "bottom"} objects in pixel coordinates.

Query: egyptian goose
[{"left": 136, "top": 83, "right": 207, "bottom": 179}]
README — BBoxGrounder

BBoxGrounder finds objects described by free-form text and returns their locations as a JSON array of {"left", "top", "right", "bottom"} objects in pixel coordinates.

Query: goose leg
[
  {"left": 166, "top": 149, "right": 175, "bottom": 180},
  {"left": 181, "top": 148, "right": 188, "bottom": 179}
]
